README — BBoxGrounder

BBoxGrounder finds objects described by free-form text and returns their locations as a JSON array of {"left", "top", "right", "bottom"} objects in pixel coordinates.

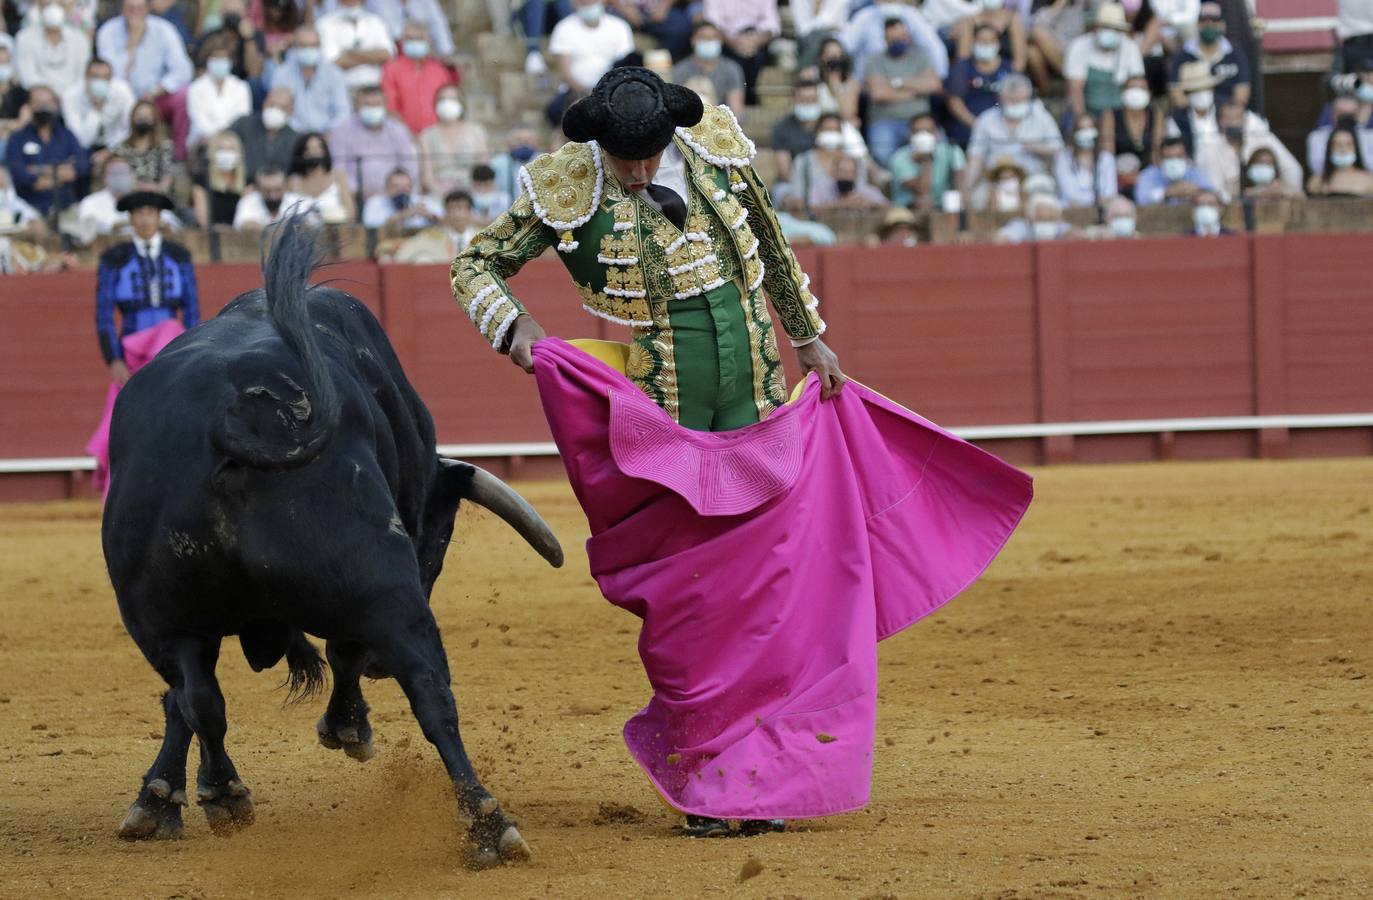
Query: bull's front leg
[
  {"left": 371, "top": 604, "right": 530, "bottom": 869},
  {"left": 317, "top": 640, "right": 376, "bottom": 762}
]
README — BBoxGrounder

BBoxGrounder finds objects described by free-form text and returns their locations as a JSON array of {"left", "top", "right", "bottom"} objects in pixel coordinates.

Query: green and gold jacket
[{"left": 449, "top": 103, "right": 826, "bottom": 422}]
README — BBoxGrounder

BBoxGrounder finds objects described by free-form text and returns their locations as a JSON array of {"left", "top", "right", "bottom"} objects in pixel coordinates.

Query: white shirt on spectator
[
  {"left": 187, "top": 72, "right": 253, "bottom": 145},
  {"left": 15, "top": 23, "right": 90, "bottom": 93},
  {"left": 1338, "top": 0, "right": 1373, "bottom": 39},
  {"left": 1064, "top": 32, "right": 1145, "bottom": 84},
  {"left": 360, "top": 191, "right": 441, "bottom": 229},
  {"left": 234, "top": 190, "right": 306, "bottom": 229},
  {"left": 72, "top": 190, "right": 180, "bottom": 242},
  {"left": 789, "top": 0, "right": 852, "bottom": 37},
  {"left": 62, "top": 77, "right": 136, "bottom": 148},
  {"left": 967, "top": 100, "right": 1065, "bottom": 175},
  {"left": 317, "top": 8, "right": 395, "bottom": 88},
  {"left": 0, "top": 188, "right": 42, "bottom": 228},
  {"left": 548, "top": 14, "right": 635, "bottom": 91}
]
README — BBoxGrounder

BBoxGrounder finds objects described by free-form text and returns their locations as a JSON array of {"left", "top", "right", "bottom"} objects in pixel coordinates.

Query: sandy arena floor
[{"left": 1, "top": 459, "right": 1371, "bottom": 899}]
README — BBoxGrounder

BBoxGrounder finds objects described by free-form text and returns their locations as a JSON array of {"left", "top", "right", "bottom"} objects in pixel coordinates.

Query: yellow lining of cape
[{"left": 568, "top": 338, "right": 807, "bottom": 404}]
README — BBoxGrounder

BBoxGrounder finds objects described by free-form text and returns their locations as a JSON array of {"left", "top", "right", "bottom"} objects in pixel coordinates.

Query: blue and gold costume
[{"left": 95, "top": 236, "right": 199, "bottom": 363}]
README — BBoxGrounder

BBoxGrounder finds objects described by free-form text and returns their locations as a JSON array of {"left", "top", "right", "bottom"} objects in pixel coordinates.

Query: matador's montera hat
[{"left": 562, "top": 66, "right": 704, "bottom": 161}]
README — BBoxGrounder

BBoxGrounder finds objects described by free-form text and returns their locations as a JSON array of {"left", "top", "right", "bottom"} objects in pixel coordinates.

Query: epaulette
[
  {"left": 98, "top": 242, "right": 137, "bottom": 267},
  {"left": 161, "top": 241, "right": 192, "bottom": 263},
  {"left": 518, "top": 140, "right": 604, "bottom": 250},
  {"left": 676, "top": 103, "right": 756, "bottom": 169}
]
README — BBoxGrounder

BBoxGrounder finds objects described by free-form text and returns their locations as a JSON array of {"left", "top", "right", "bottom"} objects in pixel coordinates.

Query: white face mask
[
  {"left": 981, "top": 0, "right": 1003, "bottom": 9},
  {"left": 1096, "top": 28, "right": 1122, "bottom": 50},
  {"left": 41, "top": 3, "right": 65, "bottom": 28},
  {"left": 262, "top": 106, "right": 289, "bottom": 130},
  {"left": 1247, "top": 162, "right": 1275, "bottom": 185},
  {"left": 995, "top": 177, "right": 1020, "bottom": 211},
  {"left": 909, "top": 130, "right": 937, "bottom": 155},
  {"left": 435, "top": 98, "right": 463, "bottom": 121},
  {"left": 213, "top": 149, "right": 239, "bottom": 171},
  {"left": 1331, "top": 150, "right": 1358, "bottom": 169},
  {"left": 1032, "top": 220, "right": 1060, "bottom": 241},
  {"left": 815, "top": 130, "right": 844, "bottom": 151},
  {"left": 1161, "top": 157, "right": 1188, "bottom": 181},
  {"left": 577, "top": 3, "right": 604, "bottom": 24},
  {"left": 1188, "top": 89, "right": 1214, "bottom": 112},
  {"left": 1193, "top": 204, "right": 1220, "bottom": 230},
  {"left": 1122, "top": 87, "right": 1151, "bottom": 110},
  {"left": 1002, "top": 100, "right": 1030, "bottom": 120},
  {"left": 1108, "top": 216, "right": 1136, "bottom": 237},
  {"left": 359, "top": 105, "right": 385, "bottom": 127}
]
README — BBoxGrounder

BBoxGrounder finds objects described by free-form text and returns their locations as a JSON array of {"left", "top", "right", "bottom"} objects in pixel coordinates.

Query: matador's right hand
[{"left": 507, "top": 315, "right": 546, "bottom": 374}]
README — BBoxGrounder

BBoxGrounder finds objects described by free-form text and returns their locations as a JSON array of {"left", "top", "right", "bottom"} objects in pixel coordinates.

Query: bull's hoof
[
  {"left": 196, "top": 779, "right": 255, "bottom": 835},
  {"left": 463, "top": 799, "right": 531, "bottom": 870},
  {"left": 317, "top": 715, "right": 376, "bottom": 762},
  {"left": 117, "top": 779, "right": 186, "bottom": 841}
]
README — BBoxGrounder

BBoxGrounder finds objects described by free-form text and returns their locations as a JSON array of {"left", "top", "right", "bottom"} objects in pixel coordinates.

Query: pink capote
[
  {"left": 532, "top": 338, "right": 1033, "bottom": 820},
  {"left": 86, "top": 319, "right": 185, "bottom": 492}
]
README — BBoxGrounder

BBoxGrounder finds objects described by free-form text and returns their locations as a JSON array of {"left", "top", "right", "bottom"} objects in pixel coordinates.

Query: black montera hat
[
  {"left": 116, "top": 190, "right": 175, "bottom": 213},
  {"left": 562, "top": 67, "right": 704, "bottom": 160}
]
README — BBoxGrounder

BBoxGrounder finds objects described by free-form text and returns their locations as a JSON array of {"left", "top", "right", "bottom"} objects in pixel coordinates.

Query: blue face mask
[
  {"left": 695, "top": 39, "right": 722, "bottom": 60},
  {"left": 973, "top": 44, "right": 999, "bottom": 62},
  {"left": 1359, "top": 81, "right": 1373, "bottom": 104},
  {"left": 403, "top": 39, "right": 429, "bottom": 59},
  {"left": 295, "top": 46, "right": 321, "bottom": 67},
  {"left": 511, "top": 145, "right": 536, "bottom": 162},
  {"left": 207, "top": 57, "right": 232, "bottom": 79},
  {"left": 887, "top": 40, "right": 910, "bottom": 57}
]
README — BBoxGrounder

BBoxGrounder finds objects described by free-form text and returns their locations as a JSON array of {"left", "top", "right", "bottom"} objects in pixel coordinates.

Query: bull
[{"left": 102, "top": 216, "right": 562, "bottom": 867}]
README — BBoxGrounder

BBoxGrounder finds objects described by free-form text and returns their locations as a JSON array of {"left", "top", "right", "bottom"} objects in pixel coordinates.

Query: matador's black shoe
[
  {"left": 683, "top": 815, "right": 731, "bottom": 838},
  {"left": 737, "top": 819, "right": 787, "bottom": 836}
]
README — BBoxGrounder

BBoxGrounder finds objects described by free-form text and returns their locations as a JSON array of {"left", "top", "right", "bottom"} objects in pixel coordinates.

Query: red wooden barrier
[{"left": 3, "top": 235, "right": 1373, "bottom": 500}]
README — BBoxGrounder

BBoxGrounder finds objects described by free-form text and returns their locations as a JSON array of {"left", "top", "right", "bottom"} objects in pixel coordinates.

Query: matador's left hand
[{"left": 795, "top": 338, "right": 846, "bottom": 400}]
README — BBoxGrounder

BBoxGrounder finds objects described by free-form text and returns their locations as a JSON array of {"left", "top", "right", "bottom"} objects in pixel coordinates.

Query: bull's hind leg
[
  {"left": 174, "top": 640, "right": 256, "bottom": 834},
  {"left": 118, "top": 690, "right": 193, "bottom": 840},
  {"left": 316, "top": 640, "right": 375, "bottom": 761},
  {"left": 370, "top": 604, "right": 530, "bottom": 869}
]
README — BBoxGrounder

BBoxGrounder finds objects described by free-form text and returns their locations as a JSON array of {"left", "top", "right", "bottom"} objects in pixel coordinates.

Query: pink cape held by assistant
[{"left": 531, "top": 338, "right": 1033, "bottom": 820}]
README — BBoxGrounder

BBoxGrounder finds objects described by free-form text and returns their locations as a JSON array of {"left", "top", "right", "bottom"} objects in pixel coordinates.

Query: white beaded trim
[
  {"left": 613, "top": 221, "right": 634, "bottom": 232},
  {"left": 730, "top": 207, "right": 749, "bottom": 230},
  {"left": 479, "top": 296, "right": 513, "bottom": 335},
  {"left": 667, "top": 254, "right": 717, "bottom": 276},
  {"left": 604, "top": 287, "right": 647, "bottom": 298},
  {"left": 673, "top": 286, "right": 703, "bottom": 300},
  {"left": 581, "top": 303, "right": 652, "bottom": 328},
  {"left": 465, "top": 283, "right": 499, "bottom": 320},
  {"left": 686, "top": 231, "right": 709, "bottom": 242},
  {"left": 703, "top": 277, "right": 725, "bottom": 292},
  {"left": 712, "top": 189, "right": 726, "bottom": 202},
  {"left": 665, "top": 234, "right": 686, "bottom": 254},
  {"left": 748, "top": 260, "right": 766, "bottom": 293},
  {"left": 731, "top": 180, "right": 748, "bottom": 193},
  {"left": 674, "top": 105, "right": 756, "bottom": 168},
  {"left": 491, "top": 306, "right": 522, "bottom": 349},
  {"left": 741, "top": 237, "right": 759, "bottom": 260},
  {"left": 518, "top": 139, "right": 605, "bottom": 231},
  {"left": 598, "top": 254, "right": 639, "bottom": 266},
  {"left": 558, "top": 239, "right": 580, "bottom": 252}
]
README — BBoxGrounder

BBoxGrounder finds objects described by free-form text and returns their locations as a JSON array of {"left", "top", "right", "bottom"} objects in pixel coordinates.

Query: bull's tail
[
  {"left": 211, "top": 214, "right": 340, "bottom": 469},
  {"left": 283, "top": 629, "right": 328, "bottom": 704}
]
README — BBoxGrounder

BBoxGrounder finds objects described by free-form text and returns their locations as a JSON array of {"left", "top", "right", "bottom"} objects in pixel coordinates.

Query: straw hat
[
  {"left": 1175, "top": 60, "right": 1220, "bottom": 93},
  {"left": 988, "top": 155, "right": 1028, "bottom": 182},
  {"left": 1093, "top": 3, "right": 1130, "bottom": 32},
  {"left": 878, "top": 206, "right": 918, "bottom": 239}
]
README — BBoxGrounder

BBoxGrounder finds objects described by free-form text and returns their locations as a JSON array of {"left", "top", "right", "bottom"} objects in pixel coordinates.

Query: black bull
[{"left": 102, "top": 217, "right": 563, "bottom": 867}]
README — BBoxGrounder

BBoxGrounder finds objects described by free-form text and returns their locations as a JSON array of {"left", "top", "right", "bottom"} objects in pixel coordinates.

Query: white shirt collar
[
  {"left": 133, "top": 232, "right": 162, "bottom": 258},
  {"left": 634, "top": 140, "right": 689, "bottom": 208}
]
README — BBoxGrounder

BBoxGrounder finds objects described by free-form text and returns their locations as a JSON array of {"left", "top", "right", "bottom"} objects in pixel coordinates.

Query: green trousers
[{"left": 668, "top": 280, "right": 760, "bottom": 433}]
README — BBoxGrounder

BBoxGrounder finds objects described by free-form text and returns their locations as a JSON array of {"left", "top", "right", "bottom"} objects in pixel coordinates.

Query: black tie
[{"left": 646, "top": 183, "right": 687, "bottom": 231}]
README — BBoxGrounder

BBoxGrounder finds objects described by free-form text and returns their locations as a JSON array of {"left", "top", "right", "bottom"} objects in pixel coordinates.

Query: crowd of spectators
[{"left": 1, "top": 0, "right": 1372, "bottom": 269}]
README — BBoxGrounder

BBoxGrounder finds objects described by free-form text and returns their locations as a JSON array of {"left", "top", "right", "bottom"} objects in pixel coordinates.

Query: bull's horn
[{"left": 444, "top": 459, "right": 564, "bottom": 568}]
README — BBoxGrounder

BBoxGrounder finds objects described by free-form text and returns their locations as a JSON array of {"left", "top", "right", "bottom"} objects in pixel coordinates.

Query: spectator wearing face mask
[
  {"left": 1185, "top": 189, "right": 1229, "bottom": 236},
  {"left": 193, "top": 130, "right": 248, "bottom": 227},
  {"left": 1168, "top": 1, "right": 1249, "bottom": 112},
  {"left": 272, "top": 26, "right": 353, "bottom": 135},
  {"left": 316, "top": 0, "right": 456, "bottom": 57},
  {"left": 392, "top": 188, "right": 482, "bottom": 262},
  {"left": 998, "top": 192, "right": 1072, "bottom": 243},
  {"left": 234, "top": 166, "right": 303, "bottom": 229},
  {"left": 1308, "top": 95, "right": 1373, "bottom": 175},
  {"left": 115, "top": 99, "right": 177, "bottom": 193},
  {"left": 1111, "top": 74, "right": 1161, "bottom": 190},
  {"left": 69, "top": 157, "right": 181, "bottom": 244},
  {"left": 945, "top": 22, "right": 1014, "bottom": 148},
  {"left": 673, "top": 22, "right": 746, "bottom": 113},
  {"left": 190, "top": 0, "right": 265, "bottom": 101},
  {"left": 381, "top": 20, "right": 460, "bottom": 135},
  {"left": 419, "top": 85, "right": 489, "bottom": 195},
  {"left": 227, "top": 88, "right": 299, "bottom": 183},
  {"left": 361, "top": 166, "right": 441, "bottom": 229},
  {"left": 187, "top": 42, "right": 253, "bottom": 147},
  {"left": 788, "top": 112, "right": 864, "bottom": 211},
  {"left": 5, "top": 84, "right": 89, "bottom": 215},
  {"left": 466, "top": 164, "right": 511, "bottom": 224},
  {"left": 887, "top": 113, "right": 966, "bottom": 210},
  {"left": 814, "top": 37, "right": 861, "bottom": 123},
  {"left": 609, "top": 0, "right": 695, "bottom": 62},
  {"left": 1064, "top": 3, "right": 1142, "bottom": 130},
  {"left": 864, "top": 18, "right": 942, "bottom": 166},
  {"left": 790, "top": 0, "right": 852, "bottom": 70},
  {"left": 952, "top": 0, "right": 1026, "bottom": 74},
  {"left": 877, "top": 205, "right": 920, "bottom": 246},
  {"left": 1134, "top": 136, "right": 1212, "bottom": 205},
  {"left": 64, "top": 59, "right": 136, "bottom": 154},
  {"left": 771, "top": 79, "right": 823, "bottom": 184},
  {"left": 1242, "top": 147, "right": 1301, "bottom": 201},
  {"left": 330, "top": 86, "right": 419, "bottom": 198},
  {"left": 1100, "top": 193, "right": 1139, "bottom": 239},
  {"left": 95, "top": 0, "right": 194, "bottom": 158},
  {"left": 1308, "top": 123, "right": 1373, "bottom": 197},
  {"left": 317, "top": 0, "right": 396, "bottom": 90},
  {"left": 1055, "top": 113, "right": 1117, "bottom": 208},
  {"left": 811, "top": 153, "right": 889, "bottom": 211},
  {"left": 488, "top": 124, "right": 540, "bottom": 203},
  {"left": 548, "top": 0, "right": 636, "bottom": 109},
  {"left": 964, "top": 73, "right": 1063, "bottom": 207},
  {"left": 1192, "top": 100, "right": 1302, "bottom": 203},
  {"left": 288, "top": 131, "right": 355, "bottom": 224},
  {"left": 981, "top": 155, "right": 1027, "bottom": 213},
  {"left": 701, "top": 0, "right": 780, "bottom": 106},
  {"left": 840, "top": 0, "right": 949, "bottom": 83},
  {"left": 1165, "top": 60, "right": 1222, "bottom": 159},
  {"left": 15, "top": 0, "right": 91, "bottom": 95}
]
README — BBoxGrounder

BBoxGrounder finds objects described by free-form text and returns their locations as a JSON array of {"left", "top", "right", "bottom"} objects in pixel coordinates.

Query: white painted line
[{"left": 1260, "top": 16, "right": 1338, "bottom": 33}]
